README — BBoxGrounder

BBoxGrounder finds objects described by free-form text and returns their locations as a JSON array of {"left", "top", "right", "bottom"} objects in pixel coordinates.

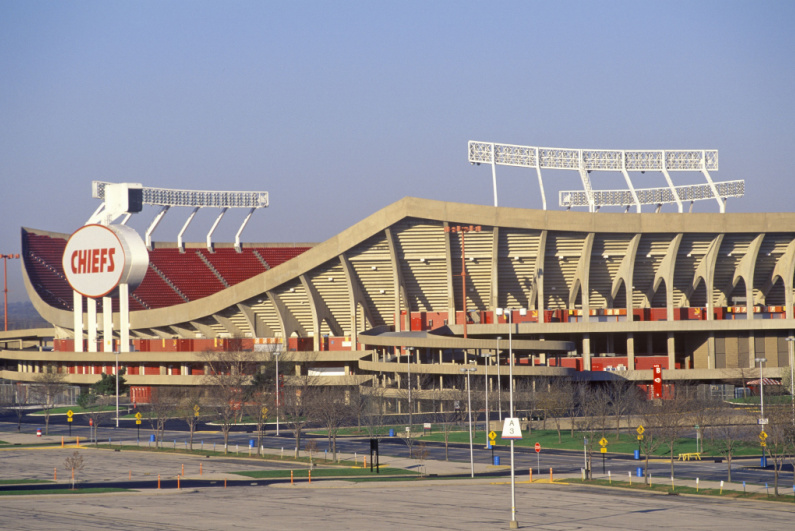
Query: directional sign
[
  {"left": 758, "top": 418, "right": 768, "bottom": 425},
  {"left": 501, "top": 418, "right": 522, "bottom": 439},
  {"left": 636, "top": 425, "right": 645, "bottom": 435},
  {"left": 599, "top": 437, "right": 608, "bottom": 447},
  {"left": 488, "top": 431, "right": 497, "bottom": 441}
]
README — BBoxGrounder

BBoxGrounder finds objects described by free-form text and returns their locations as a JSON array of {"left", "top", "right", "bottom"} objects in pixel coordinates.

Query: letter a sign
[{"left": 501, "top": 418, "right": 523, "bottom": 440}]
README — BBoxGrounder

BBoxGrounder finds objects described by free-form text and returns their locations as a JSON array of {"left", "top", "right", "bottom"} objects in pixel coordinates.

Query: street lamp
[
  {"left": 483, "top": 350, "right": 490, "bottom": 436},
  {"left": 460, "top": 365, "right": 477, "bottom": 478},
  {"left": 786, "top": 336, "right": 795, "bottom": 423},
  {"left": 496, "top": 306, "right": 526, "bottom": 529},
  {"left": 755, "top": 356, "right": 767, "bottom": 467},
  {"left": 0, "top": 253, "right": 20, "bottom": 331},
  {"left": 274, "top": 348, "right": 281, "bottom": 436},
  {"left": 115, "top": 349, "right": 120, "bottom": 428},
  {"left": 406, "top": 346, "right": 414, "bottom": 432},
  {"left": 496, "top": 336, "right": 502, "bottom": 421}
]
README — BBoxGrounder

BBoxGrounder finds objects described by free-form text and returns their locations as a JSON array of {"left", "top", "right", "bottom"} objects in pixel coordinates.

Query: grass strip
[
  {"left": 234, "top": 467, "right": 410, "bottom": 479},
  {"left": 0, "top": 479, "right": 54, "bottom": 485},
  {"left": 0, "top": 488, "right": 131, "bottom": 496},
  {"left": 571, "top": 478, "right": 795, "bottom": 503}
]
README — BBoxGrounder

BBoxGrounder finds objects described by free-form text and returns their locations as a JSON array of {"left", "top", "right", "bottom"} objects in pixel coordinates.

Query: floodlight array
[
  {"left": 467, "top": 142, "right": 719, "bottom": 172},
  {"left": 468, "top": 140, "right": 738, "bottom": 213},
  {"left": 560, "top": 180, "right": 745, "bottom": 208},
  {"left": 93, "top": 181, "right": 268, "bottom": 208}
]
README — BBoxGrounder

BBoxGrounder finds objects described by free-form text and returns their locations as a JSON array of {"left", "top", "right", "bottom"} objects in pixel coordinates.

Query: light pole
[
  {"left": 786, "top": 336, "right": 795, "bottom": 423},
  {"left": 496, "top": 336, "right": 502, "bottom": 421},
  {"left": 0, "top": 253, "right": 20, "bottom": 331},
  {"left": 115, "top": 349, "right": 120, "bottom": 428},
  {"left": 274, "top": 348, "right": 281, "bottom": 436},
  {"left": 460, "top": 365, "right": 476, "bottom": 478},
  {"left": 496, "top": 307, "right": 526, "bottom": 529},
  {"left": 483, "top": 350, "right": 489, "bottom": 436},
  {"left": 756, "top": 356, "right": 767, "bottom": 466},
  {"left": 407, "top": 347, "right": 414, "bottom": 432}
]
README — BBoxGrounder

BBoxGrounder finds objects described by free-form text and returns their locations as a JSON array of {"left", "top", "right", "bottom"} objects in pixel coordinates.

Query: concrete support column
[
  {"left": 583, "top": 333, "right": 592, "bottom": 371},
  {"left": 708, "top": 333, "right": 716, "bottom": 370},
  {"left": 87, "top": 298, "right": 97, "bottom": 352},
  {"left": 667, "top": 332, "right": 676, "bottom": 370},
  {"left": 627, "top": 333, "right": 635, "bottom": 370}
]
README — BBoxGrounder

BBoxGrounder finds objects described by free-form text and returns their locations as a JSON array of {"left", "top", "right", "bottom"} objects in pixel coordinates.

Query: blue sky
[{"left": 1, "top": 1, "right": 794, "bottom": 302}]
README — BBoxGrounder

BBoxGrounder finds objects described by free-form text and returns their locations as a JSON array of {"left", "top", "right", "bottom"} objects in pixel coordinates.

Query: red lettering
[
  {"left": 107, "top": 248, "right": 116, "bottom": 272},
  {"left": 91, "top": 249, "right": 100, "bottom": 273},
  {"left": 78, "top": 250, "right": 89, "bottom": 274},
  {"left": 71, "top": 251, "right": 79, "bottom": 274},
  {"left": 100, "top": 248, "right": 108, "bottom": 273}
]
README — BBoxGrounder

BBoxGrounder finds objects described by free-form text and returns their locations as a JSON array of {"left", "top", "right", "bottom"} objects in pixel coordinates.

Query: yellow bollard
[
  {"left": 158, "top": 474, "right": 161, "bottom": 489},
  {"left": 177, "top": 475, "right": 181, "bottom": 490},
  {"left": 200, "top": 462, "right": 203, "bottom": 475},
  {"left": 224, "top": 478, "right": 227, "bottom": 488},
  {"left": 291, "top": 470, "right": 294, "bottom": 485},
  {"left": 308, "top": 470, "right": 311, "bottom": 484},
  {"left": 76, "top": 436, "right": 79, "bottom": 446},
  {"left": 628, "top": 471, "right": 632, "bottom": 486},
  {"left": 550, "top": 468, "right": 553, "bottom": 483},
  {"left": 364, "top": 456, "right": 367, "bottom": 468},
  {"left": 129, "top": 470, "right": 131, "bottom": 480},
  {"left": 54, "top": 468, "right": 57, "bottom": 481},
  {"left": 61, "top": 437, "right": 64, "bottom": 448},
  {"left": 529, "top": 468, "right": 532, "bottom": 483}
]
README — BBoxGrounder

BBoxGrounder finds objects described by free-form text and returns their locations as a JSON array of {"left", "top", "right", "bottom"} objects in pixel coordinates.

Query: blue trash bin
[
  {"left": 636, "top": 467, "right": 643, "bottom": 478},
  {"left": 149, "top": 434, "right": 155, "bottom": 443},
  {"left": 249, "top": 439, "right": 255, "bottom": 448},
  {"left": 493, "top": 456, "right": 501, "bottom": 466},
  {"left": 634, "top": 449, "right": 640, "bottom": 460},
  {"left": 388, "top": 429, "right": 395, "bottom": 437}
]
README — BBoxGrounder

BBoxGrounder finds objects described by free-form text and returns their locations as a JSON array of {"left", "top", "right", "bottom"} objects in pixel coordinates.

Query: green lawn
[
  {"left": 0, "top": 479, "right": 53, "bottom": 485},
  {"left": 570, "top": 478, "right": 795, "bottom": 503},
  {"left": 234, "top": 467, "right": 410, "bottom": 479}
]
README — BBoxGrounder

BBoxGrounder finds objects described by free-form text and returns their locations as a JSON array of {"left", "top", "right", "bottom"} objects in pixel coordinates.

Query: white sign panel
[
  {"left": 501, "top": 417, "right": 522, "bottom": 440},
  {"left": 62, "top": 224, "right": 148, "bottom": 298}
]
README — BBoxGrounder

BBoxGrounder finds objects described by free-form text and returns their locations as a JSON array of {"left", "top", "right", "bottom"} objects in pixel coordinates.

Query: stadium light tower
[
  {"left": 468, "top": 141, "right": 744, "bottom": 213},
  {"left": 0, "top": 254, "right": 20, "bottom": 331}
]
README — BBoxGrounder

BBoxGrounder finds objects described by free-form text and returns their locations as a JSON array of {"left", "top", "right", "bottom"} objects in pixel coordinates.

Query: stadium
[{"left": 2, "top": 141, "right": 793, "bottom": 405}]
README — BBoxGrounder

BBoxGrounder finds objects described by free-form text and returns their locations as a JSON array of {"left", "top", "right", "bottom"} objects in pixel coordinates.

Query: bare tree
[
  {"left": 314, "top": 386, "right": 350, "bottom": 462},
  {"left": 605, "top": 377, "right": 642, "bottom": 441},
  {"left": 763, "top": 404, "right": 795, "bottom": 496},
  {"left": 536, "top": 378, "right": 575, "bottom": 443},
  {"left": 200, "top": 348, "right": 261, "bottom": 453},
  {"left": 638, "top": 387, "right": 695, "bottom": 480},
  {"left": 82, "top": 394, "right": 114, "bottom": 446},
  {"left": 705, "top": 403, "right": 755, "bottom": 482},
  {"left": 63, "top": 451, "right": 84, "bottom": 490},
  {"left": 363, "top": 386, "right": 389, "bottom": 440},
  {"left": 576, "top": 384, "right": 612, "bottom": 479},
  {"left": 281, "top": 359, "right": 318, "bottom": 458},
  {"left": 142, "top": 387, "right": 180, "bottom": 448},
  {"left": 31, "top": 366, "right": 67, "bottom": 435},
  {"left": 435, "top": 388, "right": 467, "bottom": 461},
  {"left": 175, "top": 388, "right": 205, "bottom": 451}
]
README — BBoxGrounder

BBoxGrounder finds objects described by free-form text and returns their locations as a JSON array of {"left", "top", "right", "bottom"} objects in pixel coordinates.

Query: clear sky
[{"left": 1, "top": 1, "right": 794, "bottom": 302}]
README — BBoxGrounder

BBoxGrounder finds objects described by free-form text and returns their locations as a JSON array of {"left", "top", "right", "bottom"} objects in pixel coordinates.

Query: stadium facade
[{"left": 2, "top": 143, "right": 794, "bottom": 402}]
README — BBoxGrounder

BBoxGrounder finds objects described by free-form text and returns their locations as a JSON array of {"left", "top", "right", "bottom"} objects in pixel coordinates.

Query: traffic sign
[
  {"left": 488, "top": 431, "right": 497, "bottom": 441},
  {"left": 136, "top": 419, "right": 141, "bottom": 425},
  {"left": 134, "top": 412, "right": 142, "bottom": 420},
  {"left": 599, "top": 437, "right": 608, "bottom": 447},
  {"left": 194, "top": 404, "right": 201, "bottom": 417},
  {"left": 501, "top": 418, "right": 522, "bottom": 439},
  {"left": 636, "top": 425, "right": 645, "bottom": 435},
  {"left": 600, "top": 447, "right": 607, "bottom": 453},
  {"left": 534, "top": 442, "right": 541, "bottom": 453},
  {"left": 261, "top": 406, "right": 268, "bottom": 418},
  {"left": 758, "top": 418, "right": 768, "bottom": 425},
  {"left": 759, "top": 431, "right": 768, "bottom": 440},
  {"left": 67, "top": 410, "right": 74, "bottom": 418},
  {"left": 637, "top": 434, "right": 644, "bottom": 441}
]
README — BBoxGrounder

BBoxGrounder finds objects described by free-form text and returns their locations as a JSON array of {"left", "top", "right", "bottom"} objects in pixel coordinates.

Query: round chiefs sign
[{"left": 62, "top": 224, "right": 149, "bottom": 298}]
